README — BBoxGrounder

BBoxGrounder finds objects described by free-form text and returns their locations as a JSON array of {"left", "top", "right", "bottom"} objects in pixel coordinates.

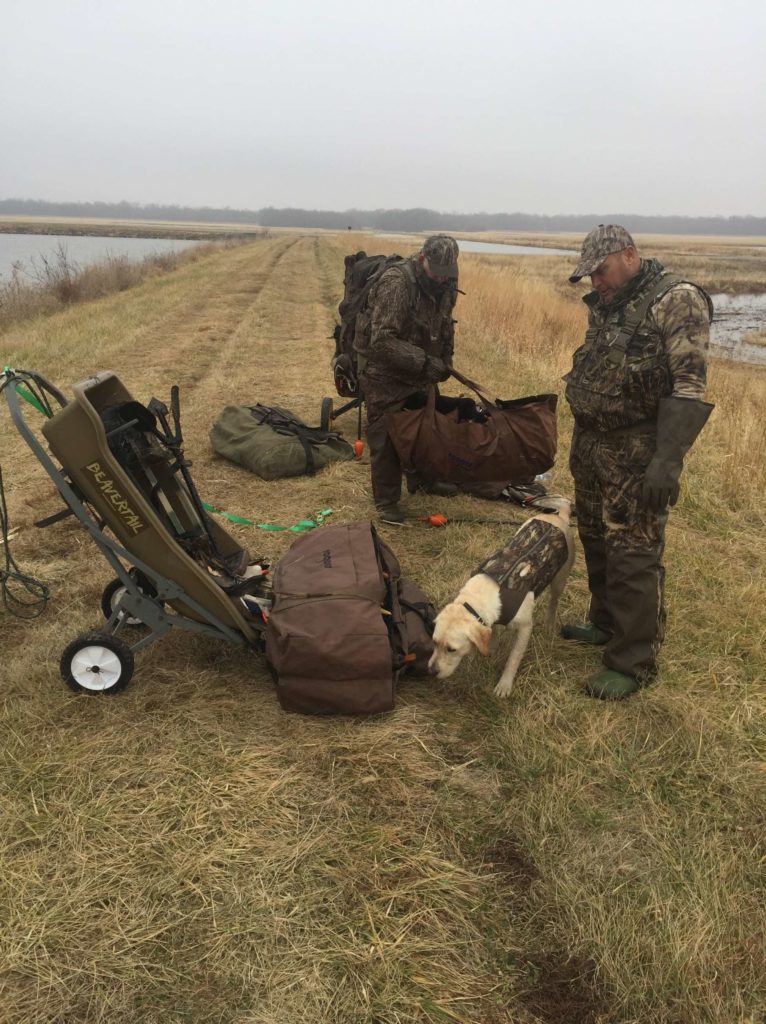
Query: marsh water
[
  {"left": 376, "top": 232, "right": 575, "bottom": 257},
  {"left": 709, "top": 293, "right": 766, "bottom": 365},
  {"left": 0, "top": 233, "right": 199, "bottom": 282}
]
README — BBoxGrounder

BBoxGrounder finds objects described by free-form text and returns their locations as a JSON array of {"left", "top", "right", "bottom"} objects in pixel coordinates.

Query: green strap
[
  {"left": 2, "top": 369, "right": 50, "bottom": 417},
  {"left": 15, "top": 385, "right": 50, "bottom": 417},
  {"left": 203, "top": 502, "right": 333, "bottom": 533}
]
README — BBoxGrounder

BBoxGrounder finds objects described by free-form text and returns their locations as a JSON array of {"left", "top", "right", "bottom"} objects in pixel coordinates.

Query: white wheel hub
[{"left": 70, "top": 645, "right": 123, "bottom": 691}]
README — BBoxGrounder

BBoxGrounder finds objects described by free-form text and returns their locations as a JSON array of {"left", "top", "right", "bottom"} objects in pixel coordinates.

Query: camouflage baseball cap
[
  {"left": 569, "top": 224, "right": 636, "bottom": 283},
  {"left": 422, "top": 234, "right": 459, "bottom": 278}
]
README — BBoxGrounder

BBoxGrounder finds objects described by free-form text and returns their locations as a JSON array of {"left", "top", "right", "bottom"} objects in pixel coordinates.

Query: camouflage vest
[
  {"left": 563, "top": 261, "right": 705, "bottom": 433},
  {"left": 473, "top": 519, "right": 569, "bottom": 626}
]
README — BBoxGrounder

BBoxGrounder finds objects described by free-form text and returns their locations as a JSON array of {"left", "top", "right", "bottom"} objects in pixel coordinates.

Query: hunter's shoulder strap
[
  {"left": 381, "top": 258, "right": 418, "bottom": 307},
  {"left": 605, "top": 271, "right": 683, "bottom": 366}
]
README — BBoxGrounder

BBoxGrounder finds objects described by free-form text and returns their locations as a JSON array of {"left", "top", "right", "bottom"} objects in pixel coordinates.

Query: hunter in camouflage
[
  {"left": 358, "top": 235, "right": 461, "bottom": 522},
  {"left": 563, "top": 225, "right": 714, "bottom": 700}
]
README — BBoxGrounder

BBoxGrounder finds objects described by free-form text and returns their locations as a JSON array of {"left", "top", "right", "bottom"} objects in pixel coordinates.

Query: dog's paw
[{"left": 493, "top": 680, "right": 514, "bottom": 698}]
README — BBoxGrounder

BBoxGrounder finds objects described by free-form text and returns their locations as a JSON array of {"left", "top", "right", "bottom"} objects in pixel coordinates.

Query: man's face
[
  {"left": 590, "top": 246, "right": 639, "bottom": 304},
  {"left": 420, "top": 254, "right": 454, "bottom": 287}
]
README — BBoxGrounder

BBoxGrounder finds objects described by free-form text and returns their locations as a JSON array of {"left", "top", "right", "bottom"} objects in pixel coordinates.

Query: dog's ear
[{"left": 469, "top": 622, "right": 492, "bottom": 657}]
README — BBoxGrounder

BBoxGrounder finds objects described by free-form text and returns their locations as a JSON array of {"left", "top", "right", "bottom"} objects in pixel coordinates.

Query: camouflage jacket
[
  {"left": 564, "top": 259, "right": 712, "bottom": 433},
  {"left": 473, "top": 519, "right": 569, "bottom": 626},
  {"left": 357, "top": 257, "right": 457, "bottom": 401}
]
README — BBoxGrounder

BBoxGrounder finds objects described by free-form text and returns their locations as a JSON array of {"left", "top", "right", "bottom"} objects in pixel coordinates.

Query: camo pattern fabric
[
  {"left": 569, "top": 426, "right": 667, "bottom": 677},
  {"left": 358, "top": 256, "right": 457, "bottom": 410},
  {"left": 564, "top": 259, "right": 711, "bottom": 433},
  {"left": 569, "top": 428, "right": 666, "bottom": 550},
  {"left": 473, "top": 518, "right": 569, "bottom": 626}
]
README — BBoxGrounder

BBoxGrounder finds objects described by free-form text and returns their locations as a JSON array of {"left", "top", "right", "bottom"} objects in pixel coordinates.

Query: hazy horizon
[{"left": 3, "top": 0, "right": 764, "bottom": 218}]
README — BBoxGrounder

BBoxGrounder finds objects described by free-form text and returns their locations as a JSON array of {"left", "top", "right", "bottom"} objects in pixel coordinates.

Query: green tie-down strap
[
  {"left": 2, "top": 369, "right": 51, "bottom": 418},
  {"left": 203, "top": 503, "right": 333, "bottom": 533}
]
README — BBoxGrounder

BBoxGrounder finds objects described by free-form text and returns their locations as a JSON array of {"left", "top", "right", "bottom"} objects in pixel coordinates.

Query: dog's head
[{"left": 428, "top": 602, "right": 492, "bottom": 679}]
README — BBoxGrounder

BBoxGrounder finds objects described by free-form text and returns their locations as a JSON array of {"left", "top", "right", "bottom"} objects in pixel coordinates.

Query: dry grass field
[{"left": 1, "top": 232, "right": 764, "bottom": 1024}]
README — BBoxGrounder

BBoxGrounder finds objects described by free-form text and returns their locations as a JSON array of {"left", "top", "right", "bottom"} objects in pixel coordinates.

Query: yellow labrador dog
[{"left": 428, "top": 496, "right": 574, "bottom": 697}]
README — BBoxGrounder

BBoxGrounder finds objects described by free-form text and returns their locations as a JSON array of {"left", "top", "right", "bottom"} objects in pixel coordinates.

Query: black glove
[
  {"left": 641, "top": 397, "right": 714, "bottom": 512},
  {"left": 424, "top": 356, "right": 451, "bottom": 384},
  {"left": 642, "top": 457, "right": 682, "bottom": 512}
]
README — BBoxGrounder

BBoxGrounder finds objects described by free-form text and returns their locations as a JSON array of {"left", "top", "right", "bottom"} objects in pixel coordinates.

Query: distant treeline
[{"left": 2, "top": 198, "right": 765, "bottom": 235}]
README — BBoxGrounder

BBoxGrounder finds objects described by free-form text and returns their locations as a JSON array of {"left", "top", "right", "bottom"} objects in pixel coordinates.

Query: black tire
[
  {"left": 100, "top": 572, "right": 159, "bottom": 628},
  {"left": 60, "top": 631, "right": 135, "bottom": 695},
  {"left": 320, "top": 397, "right": 334, "bottom": 432}
]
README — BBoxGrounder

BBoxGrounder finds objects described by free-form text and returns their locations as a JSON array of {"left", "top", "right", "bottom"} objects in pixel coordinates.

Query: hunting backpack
[{"left": 331, "top": 251, "right": 414, "bottom": 398}]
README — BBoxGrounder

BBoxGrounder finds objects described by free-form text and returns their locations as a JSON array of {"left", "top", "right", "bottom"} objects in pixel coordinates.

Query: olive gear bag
[
  {"left": 210, "top": 403, "right": 354, "bottom": 480},
  {"left": 265, "top": 522, "right": 435, "bottom": 715}
]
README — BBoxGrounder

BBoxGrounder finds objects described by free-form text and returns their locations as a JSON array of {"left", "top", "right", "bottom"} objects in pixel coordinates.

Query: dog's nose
[{"left": 427, "top": 662, "right": 439, "bottom": 677}]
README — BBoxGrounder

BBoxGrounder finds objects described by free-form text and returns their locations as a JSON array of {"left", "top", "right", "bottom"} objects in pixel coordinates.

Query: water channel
[
  {"left": 376, "top": 232, "right": 575, "bottom": 257},
  {"left": 0, "top": 232, "right": 199, "bottom": 282}
]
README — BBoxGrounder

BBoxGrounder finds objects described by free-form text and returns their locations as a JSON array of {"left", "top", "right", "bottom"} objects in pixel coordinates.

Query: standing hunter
[
  {"left": 358, "top": 235, "right": 461, "bottom": 523},
  {"left": 563, "top": 224, "right": 714, "bottom": 700}
]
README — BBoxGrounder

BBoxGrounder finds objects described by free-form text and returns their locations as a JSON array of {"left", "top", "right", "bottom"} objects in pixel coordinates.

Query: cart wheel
[
  {"left": 100, "top": 572, "right": 159, "bottom": 627},
  {"left": 60, "top": 631, "right": 135, "bottom": 695},
  {"left": 320, "top": 397, "right": 334, "bottom": 432}
]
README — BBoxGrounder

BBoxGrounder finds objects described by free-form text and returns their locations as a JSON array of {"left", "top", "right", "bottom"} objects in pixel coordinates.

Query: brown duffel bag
[
  {"left": 385, "top": 369, "right": 558, "bottom": 485},
  {"left": 265, "top": 522, "right": 435, "bottom": 715}
]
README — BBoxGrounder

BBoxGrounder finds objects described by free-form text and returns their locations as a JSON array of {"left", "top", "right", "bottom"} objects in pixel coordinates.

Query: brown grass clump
[{"left": 0, "top": 232, "right": 764, "bottom": 1023}]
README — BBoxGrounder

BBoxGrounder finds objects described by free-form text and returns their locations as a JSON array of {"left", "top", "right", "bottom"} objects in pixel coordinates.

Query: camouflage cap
[
  {"left": 422, "top": 234, "right": 459, "bottom": 278},
  {"left": 569, "top": 224, "right": 636, "bottom": 283}
]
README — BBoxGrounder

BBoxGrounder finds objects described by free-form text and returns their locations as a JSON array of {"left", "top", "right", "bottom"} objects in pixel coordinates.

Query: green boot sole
[
  {"left": 584, "top": 669, "right": 642, "bottom": 701},
  {"left": 561, "top": 622, "right": 611, "bottom": 645}
]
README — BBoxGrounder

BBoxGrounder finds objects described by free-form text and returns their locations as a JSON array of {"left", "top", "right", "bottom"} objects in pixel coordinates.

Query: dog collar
[{"left": 462, "top": 601, "right": 490, "bottom": 627}]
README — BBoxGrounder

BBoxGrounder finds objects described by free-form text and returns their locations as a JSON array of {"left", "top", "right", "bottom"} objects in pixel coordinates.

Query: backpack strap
[{"left": 604, "top": 271, "right": 683, "bottom": 367}]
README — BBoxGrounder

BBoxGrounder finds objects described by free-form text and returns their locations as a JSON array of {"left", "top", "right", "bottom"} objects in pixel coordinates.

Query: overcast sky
[{"left": 2, "top": 0, "right": 764, "bottom": 216}]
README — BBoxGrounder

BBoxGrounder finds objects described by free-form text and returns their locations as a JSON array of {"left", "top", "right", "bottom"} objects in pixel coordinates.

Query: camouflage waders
[
  {"left": 564, "top": 260, "right": 711, "bottom": 681},
  {"left": 569, "top": 426, "right": 667, "bottom": 679}
]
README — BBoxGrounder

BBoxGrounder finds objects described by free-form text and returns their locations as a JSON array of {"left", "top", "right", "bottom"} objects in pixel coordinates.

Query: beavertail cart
[{"left": 2, "top": 368, "right": 270, "bottom": 694}]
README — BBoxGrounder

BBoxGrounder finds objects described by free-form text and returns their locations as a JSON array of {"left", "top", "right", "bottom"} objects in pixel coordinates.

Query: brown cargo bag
[
  {"left": 265, "top": 522, "right": 435, "bottom": 715},
  {"left": 385, "top": 370, "right": 558, "bottom": 485}
]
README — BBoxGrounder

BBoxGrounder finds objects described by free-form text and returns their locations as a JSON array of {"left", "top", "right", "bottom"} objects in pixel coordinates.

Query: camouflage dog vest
[{"left": 472, "top": 519, "right": 569, "bottom": 626}]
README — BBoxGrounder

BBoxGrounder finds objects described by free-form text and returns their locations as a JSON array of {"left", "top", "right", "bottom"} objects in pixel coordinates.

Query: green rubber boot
[
  {"left": 561, "top": 622, "right": 611, "bottom": 645},
  {"left": 584, "top": 669, "right": 642, "bottom": 701}
]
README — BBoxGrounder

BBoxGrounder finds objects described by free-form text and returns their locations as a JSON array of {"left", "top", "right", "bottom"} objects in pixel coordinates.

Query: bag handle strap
[{"left": 447, "top": 367, "right": 498, "bottom": 408}]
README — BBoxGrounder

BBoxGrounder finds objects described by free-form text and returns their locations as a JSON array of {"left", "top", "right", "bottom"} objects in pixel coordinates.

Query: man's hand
[
  {"left": 639, "top": 397, "right": 714, "bottom": 513},
  {"left": 641, "top": 457, "right": 681, "bottom": 512},
  {"left": 424, "top": 356, "right": 451, "bottom": 383}
]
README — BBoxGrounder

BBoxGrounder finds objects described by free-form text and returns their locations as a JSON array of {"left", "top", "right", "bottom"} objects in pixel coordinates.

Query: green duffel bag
[{"left": 210, "top": 403, "right": 354, "bottom": 480}]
